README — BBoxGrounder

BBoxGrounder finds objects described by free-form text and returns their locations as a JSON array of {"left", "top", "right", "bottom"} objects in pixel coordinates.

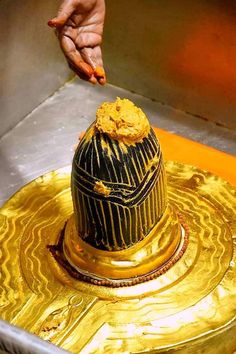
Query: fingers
[
  {"left": 94, "top": 64, "right": 106, "bottom": 85},
  {"left": 68, "top": 62, "right": 98, "bottom": 84},
  {"left": 61, "top": 36, "right": 105, "bottom": 85},
  {"left": 66, "top": 43, "right": 106, "bottom": 85},
  {"left": 80, "top": 47, "right": 94, "bottom": 68},
  {"left": 61, "top": 35, "right": 94, "bottom": 77},
  {"left": 94, "top": 67, "right": 106, "bottom": 85},
  {"left": 80, "top": 46, "right": 106, "bottom": 85},
  {"left": 92, "top": 46, "right": 106, "bottom": 84},
  {"left": 48, "top": 0, "right": 78, "bottom": 27}
]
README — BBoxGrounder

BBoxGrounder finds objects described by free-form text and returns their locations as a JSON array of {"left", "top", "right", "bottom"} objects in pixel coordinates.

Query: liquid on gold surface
[
  {"left": 0, "top": 162, "right": 236, "bottom": 353},
  {"left": 61, "top": 205, "right": 182, "bottom": 282}
]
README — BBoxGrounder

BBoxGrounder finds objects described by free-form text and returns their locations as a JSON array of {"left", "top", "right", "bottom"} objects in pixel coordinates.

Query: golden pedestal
[{"left": 1, "top": 161, "right": 236, "bottom": 353}]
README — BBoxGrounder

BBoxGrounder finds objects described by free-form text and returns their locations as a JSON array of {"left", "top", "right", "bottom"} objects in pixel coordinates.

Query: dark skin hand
[{"left": 48, "top": 0, "right": 106, "bottom": 85}]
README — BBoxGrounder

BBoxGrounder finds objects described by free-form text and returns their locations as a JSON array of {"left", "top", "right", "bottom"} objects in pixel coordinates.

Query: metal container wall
[
  {"left": 0, "top": 0, "right": 71, "bottom": 137},
  {"left": 104, "top": 0, "right": 236, "bottom": 129}
]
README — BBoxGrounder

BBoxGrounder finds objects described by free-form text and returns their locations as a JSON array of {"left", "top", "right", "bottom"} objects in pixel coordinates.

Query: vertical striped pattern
[{"left": 71, "top": 127, "right": 167, "bottom": 251}]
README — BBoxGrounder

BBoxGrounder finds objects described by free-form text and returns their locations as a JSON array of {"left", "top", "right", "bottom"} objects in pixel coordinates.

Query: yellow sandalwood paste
[
  {"left": 95, "top": 98, "right": 150, "bottom": 145},
  {"left": 94, "top": 181, "right": 111, "bottom": 196},
  {"left": 94, "top": 66, "right": 105, "bottom": 79}
]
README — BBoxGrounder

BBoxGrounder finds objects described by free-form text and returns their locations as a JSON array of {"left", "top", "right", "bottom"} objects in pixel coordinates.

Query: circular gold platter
[{"left": 0, "top": 161, "right": 236, "bottom": 354}]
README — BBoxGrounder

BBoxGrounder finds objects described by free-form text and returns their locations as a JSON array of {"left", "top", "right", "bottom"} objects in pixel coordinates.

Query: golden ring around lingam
[
  {"left": 50, "top": 205, "right": 187, "bottom": 286},
  {"left": 1, "top": 98, "right": 236, "bottom": 353}
]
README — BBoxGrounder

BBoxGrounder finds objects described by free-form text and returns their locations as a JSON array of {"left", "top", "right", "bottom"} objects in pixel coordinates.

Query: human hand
[{"left": 48, "top": 0, "right": 106, "bottom": 85}]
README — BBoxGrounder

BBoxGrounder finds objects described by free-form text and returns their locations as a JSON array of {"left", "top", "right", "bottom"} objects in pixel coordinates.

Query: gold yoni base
[
  {"left": 0, "top": 161, "right": 236, "bottom": 353},
  {"left": 50, "top": 205, "right": 187, "bottom": 287}
]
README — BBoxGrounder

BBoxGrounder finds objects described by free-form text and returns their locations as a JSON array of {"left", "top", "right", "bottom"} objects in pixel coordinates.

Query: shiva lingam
[
  {"left": 48, "top": 98, "right": 188, "bottom": 287},
  {"left": 0, "top": 98, "right": 236, "bottom": 353}
]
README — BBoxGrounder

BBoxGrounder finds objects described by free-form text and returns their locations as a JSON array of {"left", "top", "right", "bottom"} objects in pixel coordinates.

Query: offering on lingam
[
  {"left": 48, "top": 98, "right": 187, "bottom": 287},
  {"left": 0, "top": 98, "right": 236, "bottom": 353}
]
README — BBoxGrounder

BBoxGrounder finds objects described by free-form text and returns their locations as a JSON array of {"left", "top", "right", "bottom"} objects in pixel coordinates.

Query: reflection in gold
[
  {"left": 61, "top": 204, "right": 182, "bottom": 281},
  {"left": 0, "top": 162, "right": 236, "bottom": 353}
]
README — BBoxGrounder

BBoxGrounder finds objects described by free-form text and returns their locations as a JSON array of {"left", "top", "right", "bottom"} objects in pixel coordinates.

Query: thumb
[{"left": 48, "top": 0, "right": 76, "bottom": 27}]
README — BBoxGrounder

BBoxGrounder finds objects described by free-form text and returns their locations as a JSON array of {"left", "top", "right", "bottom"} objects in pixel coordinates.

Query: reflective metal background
[
  {"left": 104, "top": 0, "right": 236, "bottom": 130},
  {"left": 0, "top": 0, "right": 71, "bottom": 137}
]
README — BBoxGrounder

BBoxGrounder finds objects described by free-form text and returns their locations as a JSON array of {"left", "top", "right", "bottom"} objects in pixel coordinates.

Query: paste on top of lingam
[{"left": 95, "top": 97, "right": 150, "bottom": 145}]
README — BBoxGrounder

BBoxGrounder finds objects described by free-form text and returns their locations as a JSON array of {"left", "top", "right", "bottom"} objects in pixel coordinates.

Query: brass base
[
  {"left": 0, "top": 161, "right": 236, "bottom": 353},
  {"left": 48, "top": 207, "right": 188, "bottom": 287}
]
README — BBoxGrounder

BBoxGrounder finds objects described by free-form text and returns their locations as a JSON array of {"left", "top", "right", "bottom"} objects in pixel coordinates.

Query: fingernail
[
  {"left": 98, "top": 78, "right": 106, "bottom": 86},
  {"left": 47, "top": 19, "right": 58, "bottom": 28}
]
